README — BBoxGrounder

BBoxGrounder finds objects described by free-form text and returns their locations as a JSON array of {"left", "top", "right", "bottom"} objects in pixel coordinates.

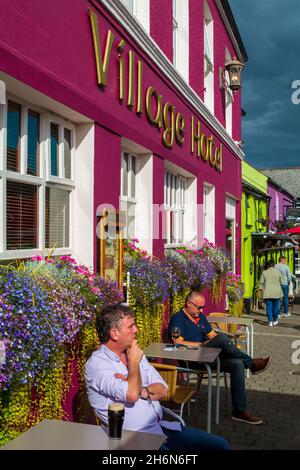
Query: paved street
[{"left": 184, "top": 298, "right": 300, "bottom": 450}]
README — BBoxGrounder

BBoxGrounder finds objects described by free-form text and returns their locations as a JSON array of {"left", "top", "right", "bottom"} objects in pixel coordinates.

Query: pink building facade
[
  {"left": 0, "top": 0, "right": 246, "bottom": 276},
  {"left": 267, "top": 180, "right": 294, "bottom": 232}
]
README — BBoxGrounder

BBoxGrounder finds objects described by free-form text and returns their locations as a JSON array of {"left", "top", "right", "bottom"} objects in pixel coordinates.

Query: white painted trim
[
  {"left": 173, "top": 0, "right": 189, "bottom": 82},
  {"left": 72, "top": 123, "right": 95, "bottom": 269},
  {"left": 4, "top": 172, "right": 43, "bottom": 185},
  {"left": 98, "top": 0, "right": 244, "bottom": 160},
  {"left": 214, "top": 0, "right": 245, "bottom": 64},
  {"left": 0, "top": 103, "right": 6, "bottom": 171},
  {"left": 135, "top": 0, "right": 150, "bottom": 34},
  {"left": 0, "top": 177, "right": 4, "bottom": 252},
  {"left": 0, "top": 248, "right": 72, "bottom": 260},
  {"left": 203, "top": 183, "right": 215, "bottom": 244}
]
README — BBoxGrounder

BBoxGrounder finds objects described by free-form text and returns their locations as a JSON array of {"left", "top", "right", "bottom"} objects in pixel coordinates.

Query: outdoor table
[
  {"left": 207, "top": 315, "right": 254, "bottom": 378},
  {"left": 144, "top": 342, "right": 222, "bottom": 433},
  {"left": 0, "top": 419, "right": 165, "bottom": 450}
]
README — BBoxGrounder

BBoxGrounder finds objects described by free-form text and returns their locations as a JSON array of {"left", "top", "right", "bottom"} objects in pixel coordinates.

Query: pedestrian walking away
[
  {"left": 259, "top": 260, "right": 284, "bottom": 326},
  {"left": 275, "top": 256, "right": 292, "bottom": 318}
]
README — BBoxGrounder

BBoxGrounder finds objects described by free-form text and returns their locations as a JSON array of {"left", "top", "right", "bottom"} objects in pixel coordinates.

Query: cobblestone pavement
[{"left": 183, "top": 298, "right": 300, "bottom": 450}]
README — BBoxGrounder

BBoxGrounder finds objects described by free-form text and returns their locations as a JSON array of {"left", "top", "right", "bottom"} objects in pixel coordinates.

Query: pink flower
[
  {"left": 30, "top": 255, "right": 44, "bottom": 262},
  {"left": 91, "top": 287, "right": 100, "bottom": 294},
  {"left": 60, "top": 255, "right": 77, "bottom": 264}
]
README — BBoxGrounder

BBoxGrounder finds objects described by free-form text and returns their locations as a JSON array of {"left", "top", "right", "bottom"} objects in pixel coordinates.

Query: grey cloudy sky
[{"left": 229, "top": 0, "right": 300, "bottom": 168}]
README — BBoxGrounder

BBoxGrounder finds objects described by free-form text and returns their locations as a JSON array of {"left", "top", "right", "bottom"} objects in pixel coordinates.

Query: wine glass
[{"left": 171, "top": 326, "right": 181, "bottom": 349}]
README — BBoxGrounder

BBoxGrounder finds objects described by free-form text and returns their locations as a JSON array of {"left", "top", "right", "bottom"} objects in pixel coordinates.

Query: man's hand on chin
[{"left": 127, "top": 340, "right": 144, "bottom": 364}]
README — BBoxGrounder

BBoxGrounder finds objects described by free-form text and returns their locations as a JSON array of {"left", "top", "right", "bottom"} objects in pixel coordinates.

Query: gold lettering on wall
[
  {"left": 162, "top": 103, "right": 175, "bottom": 148},
  {"left": 200, "top": 134, "right": 208, "bottom": 161},
  {"left": 117, "top": 39, "right": 126, "bottom": 101},
  {"left": 127, "top": 51, "right": 135, "bottom": 108},
  {"left": 215, "top": 145, "right": 223, "bottom": 173},
  {"left": 208, "top": 135, "right": 215, "bottom": 167},
  {"left": 146, "top": 86, "right": 163, "bottom": 128},
  {"left": 89, "top": 10, "right": 115, "bottom": 86},
  {"left": 191, "top": 116, "right": 201, "bottom": 157},
  {"left": 137, "top": 61, "right": 143, "bottom": 114},
  {"left": 175, "top": 113, "right": 185, "bottom": 145},
  {"left": 88, "top": 11, "right": 223, "bottom": 174}
]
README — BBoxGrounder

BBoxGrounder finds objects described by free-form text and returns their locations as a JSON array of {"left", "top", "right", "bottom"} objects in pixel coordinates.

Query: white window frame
[
  {"left": 121, "top": 0, "right": 150, "bottom": 33},
  {"left": 121, "top": 149, "right": 138, "bottom": 240},
  {"left": 164, "top": 171, "right": 187, "bottom": 246},
  {"left": 46, "top": 113, "right": 75, "bottom": 185},
  {"left": 226, "top": 196, "right": 236, "bottom": 273},
  {"left": 172, "top": 0, "right": 189, "bottom": 82},
  {"left": 0, "top": 95, "right": 75, "bottom": 260},
  {"left": 225, "top": 49, "right": 233, "bottom": 136},
  {"left": 204, "top": 1, "right": 214, "bottom": 113},
  {"left": 173, "top": 0, "right": 179, "bottom": 69},
  {"left": 203, "top": 183, "right": 215, "bottom": 244},
  {"left": 121, "top": 0, "right": 136, "bottom": 16},
  {"left": 121, "top": 150, "right": 137, "bottom": 202}
]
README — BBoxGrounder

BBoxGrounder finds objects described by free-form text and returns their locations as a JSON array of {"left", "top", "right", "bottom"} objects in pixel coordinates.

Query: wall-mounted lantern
[{"left": 219, "top": 58, "right": 244, "bottom": 92}]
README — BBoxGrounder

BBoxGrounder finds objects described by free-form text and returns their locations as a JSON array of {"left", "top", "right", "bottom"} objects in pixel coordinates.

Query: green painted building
[{"left": 241, "top": 161, "right": 294, "bottom": 311}]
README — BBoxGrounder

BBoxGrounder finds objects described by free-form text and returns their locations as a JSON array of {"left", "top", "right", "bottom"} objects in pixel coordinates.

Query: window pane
[
  {"left": 7, "top": 101, "right": 21, "bottom": 172},
  {"left": 122, "top": 0, "right": 134, "bottom": 12},
  {"left": 64, "top": 128, "right": 72, "bottom": 179},
  {"left": 171, "top": 210, "right": 176, "bottom": 243},
  {"left": 6, "top": 181, "right": 38, "bottom": 250},
  {"left": 178, "top": 211, "right": 184, "bottom": 243},
  {"left": 121, "top": 200, "right": 135, "bottom": 239},
  {"left": 122, "top": 153, "right": 128, "bottom": 196},
  {"left": 130, "top": 156, "right": 136, "bottom": 198},
  {"left": 27, "top": 110, "right": 40, "bottom": 176},
  {"left": 126, "top": 201, "right": 135, "bottom": 239},
  {"left": 45, "top": 187, "right": 69, "bottom": 248},
  {"left": 50, "top": 123, "right": 59, "bottom": 176}
]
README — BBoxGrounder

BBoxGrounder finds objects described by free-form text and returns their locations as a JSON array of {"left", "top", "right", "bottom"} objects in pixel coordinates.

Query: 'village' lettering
[{"left": 89, "top": 9, "right": 222, "bottom": 173}]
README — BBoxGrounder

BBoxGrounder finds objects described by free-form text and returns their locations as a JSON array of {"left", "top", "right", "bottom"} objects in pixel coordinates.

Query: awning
[{"left": 277, "top": 226, "right": 300, "bottom": 235}]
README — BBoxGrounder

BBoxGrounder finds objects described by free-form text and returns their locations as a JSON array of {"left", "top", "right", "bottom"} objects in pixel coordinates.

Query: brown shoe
[
  {"left": 250, "top": 356, "right": 272, "bottom": 375},
  {"left": 232, "top": 410, "right": 263, "bottom": 425}
]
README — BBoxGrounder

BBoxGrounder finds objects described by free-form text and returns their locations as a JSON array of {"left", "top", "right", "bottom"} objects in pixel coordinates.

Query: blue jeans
[
  {"left": 161, "top": 425, "right": 230, "bottom": 450},
  {"left": 281, "top": 285, "right": 289, "bottom": 314},
  {"left": 204, "top": 333, "right": 254, "bottom": 413},
  {"left": 265, "top": 298, "right": 280, "bottom": 322}
]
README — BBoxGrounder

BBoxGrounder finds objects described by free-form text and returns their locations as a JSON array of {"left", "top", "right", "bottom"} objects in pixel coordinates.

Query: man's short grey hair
[
  {"left": 185, "top": 290, "right": 203, "bottom": 306},
  {"left": 96, "top": 304, "right": 134, "bottom": 343}
]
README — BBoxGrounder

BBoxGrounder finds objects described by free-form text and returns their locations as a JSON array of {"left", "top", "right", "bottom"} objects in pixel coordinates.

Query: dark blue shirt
[{"left": 169, "top": 309, "right": 213, "bottom": 343}]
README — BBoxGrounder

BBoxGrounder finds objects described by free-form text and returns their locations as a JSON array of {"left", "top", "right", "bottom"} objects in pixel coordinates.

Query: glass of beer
[
  {"left": 108, "top": 403, "right": 125, "bottom": 439},
  {"left": 171, "top": 326, "right": 181, "bottom": 349}
]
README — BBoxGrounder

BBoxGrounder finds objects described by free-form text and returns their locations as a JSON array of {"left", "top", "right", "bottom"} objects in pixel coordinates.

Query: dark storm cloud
[{"left": 229, "top": 0, "right": 300, "bottom": 168}]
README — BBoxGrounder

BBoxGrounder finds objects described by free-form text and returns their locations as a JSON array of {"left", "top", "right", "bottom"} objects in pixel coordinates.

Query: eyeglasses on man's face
[{"left": 189, "top": 300, "right": 206, "bottom": 311}]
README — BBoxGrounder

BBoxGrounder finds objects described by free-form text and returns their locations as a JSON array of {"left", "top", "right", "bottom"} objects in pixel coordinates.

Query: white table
[
  {"left": 0, "top": 419, "right": 166, "bottom": 450},
  {"left": 144, "top": 342, "right": 221, "bottom": 433}
]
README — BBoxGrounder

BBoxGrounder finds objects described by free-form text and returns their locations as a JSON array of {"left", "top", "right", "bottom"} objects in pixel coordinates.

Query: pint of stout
[{"left": 108, "top": 403, "right": 125, "bottom": 439}]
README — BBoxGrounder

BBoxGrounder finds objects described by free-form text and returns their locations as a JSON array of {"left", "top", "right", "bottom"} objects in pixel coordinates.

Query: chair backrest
[
  {"left": 150, "top": 362, "right": 178, "bottom": 401},
  {"left": 208, "top": 312, "right": 229, "bottom": 333}
]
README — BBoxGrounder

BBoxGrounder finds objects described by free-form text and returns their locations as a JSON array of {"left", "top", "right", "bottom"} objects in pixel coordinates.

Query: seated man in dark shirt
[{"left": 169, "top": 290, "right": 272, "bottom": 425}]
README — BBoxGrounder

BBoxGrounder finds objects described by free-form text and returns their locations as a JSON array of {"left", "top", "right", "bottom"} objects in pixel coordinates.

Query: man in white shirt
[{"left": 85, "top": 304, "right": 229, "bottom": 450}]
